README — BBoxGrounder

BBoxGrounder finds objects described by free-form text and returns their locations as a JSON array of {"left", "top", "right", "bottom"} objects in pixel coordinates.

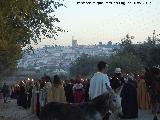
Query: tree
[
  {"left": 0, "top": 41, "right": 22, "bottom": 76},
  {"left": 70, "top": 33, "right": 160, "bottom": 78},
  {"left": 121, "top": 34, "right": 132, "bottom": 46},
  {"left": 70, "top": 52, "right": 142, "bottom": 77},
  {"left": 119, "top": 33, "right": 160, "bottom": 68},
  {"left": 0, "top": 0, "right": 65, "bottom": 47},
  {"left": 120, "top": 34, "right": 136, "bottom": 54},
  {"left": 149, "top": 46, "right": 160, "bottom": 65},
  {"left": 70, "top": 54, "right": 109, "bottom": 77},
  {"left": 0, "top": 0, "right": 65, "bottom": 76},
  {"left": 135, "top": 36, "right": 160, "bottom": 66},
  {"left": 108, "top": 53, "right": 142, "bottom": 75},
  {"left": 106, "top": 34, "right": 142, "bottom": 74}
]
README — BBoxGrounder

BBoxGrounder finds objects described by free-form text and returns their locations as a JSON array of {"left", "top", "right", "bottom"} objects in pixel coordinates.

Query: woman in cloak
[{"left": 121, "top": 73, "right": 138, "bottom": 119}]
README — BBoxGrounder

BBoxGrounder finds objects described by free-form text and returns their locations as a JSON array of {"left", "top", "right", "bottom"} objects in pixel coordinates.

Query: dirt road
[
  {"left": 0, "top": 99, "right": 38, "bottom": 120},
  {"left": 0, "top": 99, "right": 159, "bottom": 120}
]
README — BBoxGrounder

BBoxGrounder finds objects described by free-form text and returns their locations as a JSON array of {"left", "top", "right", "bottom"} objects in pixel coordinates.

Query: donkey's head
[
  {"left": 107, "top": 86, "right": 123, "bottom": 117},
  {"left": 92, "top": 85, "right": 123, "bottom": 119}
]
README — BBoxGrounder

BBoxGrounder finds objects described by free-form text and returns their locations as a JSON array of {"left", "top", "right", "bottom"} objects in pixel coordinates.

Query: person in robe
[
  {"left": 30, "top": 80, "right": 40, "bottom": 117},
  {"left": 73, "top": 75, "right": 85, "bottom": 103},
  {"left": 39, "top": 76, "right": 52, "bottom": 106},
  {"left": 26, "top": 81, "right": 33, "bottom": 108},
  {"left": 137, "top": 73, "right": 151, "bottom": 110},
  {"left": 2, "top": 83, "right": 9, "bottom": 103},
  {"left": 89, "top": 61, "right": 111, "bottom": 120},
  {"left": 47, "top": 75, "right": 66, "bottom": 103},
  {"left": 64, "top": 80, "right": 74, "bottom": 103},
  {"left": 120, "top": 73, "right": 138, "bottom": 119},
  {"left": 17, "top": 81, "right": 27, "bottom": 108},
  {"left": 110, "top": 68, "right": 124, "bottom": 90},
  {"left": 84, "top": 79, "right": 90, "bottom": 102}
]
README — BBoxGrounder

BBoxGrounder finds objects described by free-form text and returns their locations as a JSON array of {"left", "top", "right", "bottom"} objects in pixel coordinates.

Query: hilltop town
[{"left": 17, "top": 39, "right": 120, "bottom": 76}]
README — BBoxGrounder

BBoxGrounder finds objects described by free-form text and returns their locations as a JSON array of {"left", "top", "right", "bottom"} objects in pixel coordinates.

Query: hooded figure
[
  {"left": 120, "top": 73, "right": 138, "bottom": 119},
  {"left": 47, "top": 75, "right": 66, "bottom": 103},
  {"left": 64, "top": 80, "right": 74, "bottom": 103},
  {"left": 110, "top": 68, "right": 124, "bottom": 90}
]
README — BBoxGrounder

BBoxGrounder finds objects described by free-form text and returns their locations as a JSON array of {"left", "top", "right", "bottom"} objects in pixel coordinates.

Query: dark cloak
[
  {"left": 120, "top": 80, "right": 138, "bottom": 119},
  {"left": 64, "top": 83, "right": 74, "bottom": 103}
]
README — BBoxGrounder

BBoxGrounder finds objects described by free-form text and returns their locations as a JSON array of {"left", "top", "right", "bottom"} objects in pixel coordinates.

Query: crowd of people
[
  {"left": 0, "top": 61, "right": 154, "bottom": 119},
  {"left": 4, "top": 75, "right": 90, "bottom": 117}
]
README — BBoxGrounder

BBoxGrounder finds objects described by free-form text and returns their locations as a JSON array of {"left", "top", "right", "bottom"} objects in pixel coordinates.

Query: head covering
[
  {"left": 127, "top": 73, "right": 134, "bottom": 81},
  {"left": 75, "top": 75, "right": 81, "bottom": 84},
  {"left": 114, "top": 68, "right": 121, "bottom": 73},
  {"left": 53, "top": 75, "right": 61, "bottom": 85}
]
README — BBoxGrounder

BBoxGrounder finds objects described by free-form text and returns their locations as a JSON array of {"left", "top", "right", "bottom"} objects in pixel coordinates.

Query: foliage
[
  {"left": 70, "top": 33, "right": 160, "bottom": 77},
  {"left": 70, "top": 54, "right": 109, "bottom": 77},
  {"left": 108, "top": 53, "right": 142, "bottom": 75},
  {"left": 120, "top": 34, "right": 136, "bottom": 54},
  {"left": 119, "top": 34, "right": 160, "bottom": 67},
  {"left": 0, "top": 40, "right": 22, "bottom": 76},
  {"left": 0, "top": 0, "right": 65, "bottom": 47},
  {"left": 0, "top": 0, "right": 65, "bottom": 77},
  {"left": 108, "top": 34, "right": 142, "bottom": 74},
  {"left": 70, "top": 52, "right": 142, "bottom": 77},
  {"left": 135, "top": 37, "right": 160, "bottom": 67}
]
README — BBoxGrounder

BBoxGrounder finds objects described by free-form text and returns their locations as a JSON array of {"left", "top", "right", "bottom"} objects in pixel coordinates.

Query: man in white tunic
[
  {"left": 89, "top": 61, "right": 111, "bottom": 100},
  {"left": 89, "top": 61, "right": 112, "bottom": 120}
]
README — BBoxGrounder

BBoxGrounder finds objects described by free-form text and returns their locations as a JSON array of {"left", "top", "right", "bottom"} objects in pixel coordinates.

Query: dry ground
[
  {"left": 0, "top": 99, "right": 159, "bottom": 120},
  {"left": 0, "top": 99, "right": 38, "bottom": 120}
]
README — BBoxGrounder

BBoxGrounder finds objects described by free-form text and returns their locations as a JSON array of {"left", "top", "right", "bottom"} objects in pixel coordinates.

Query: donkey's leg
[{"left": 103, "top": 112, "right": 111, "bottom": 120}]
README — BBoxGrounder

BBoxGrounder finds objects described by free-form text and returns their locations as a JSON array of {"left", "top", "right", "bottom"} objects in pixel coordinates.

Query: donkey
[{"left": 39, "top": 86, "right": 123, "bottom": 120}]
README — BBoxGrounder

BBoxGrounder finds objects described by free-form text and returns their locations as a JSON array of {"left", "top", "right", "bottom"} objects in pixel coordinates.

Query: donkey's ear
[
  {"left": 115, "top": 85, "right": 123, "bottom": 95},
  {"left": 106, "top": 86, "right": 115, "bottom": 94}
]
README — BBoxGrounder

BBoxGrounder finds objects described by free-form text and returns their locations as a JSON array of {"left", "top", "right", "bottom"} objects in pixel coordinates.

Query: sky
[{"left": 34, "top": 0, "right": 160, "bottom": 47}]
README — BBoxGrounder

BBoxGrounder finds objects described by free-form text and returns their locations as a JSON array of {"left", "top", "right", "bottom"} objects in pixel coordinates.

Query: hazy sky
[{"left": 35, "top": 0, "right": 160, "bottom": 47}]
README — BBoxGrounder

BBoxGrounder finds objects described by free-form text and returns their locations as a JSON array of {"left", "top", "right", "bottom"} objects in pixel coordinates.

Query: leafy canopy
[
  {"left": 0, "top": 0, "right": 65, "bottom": 47},
  {"left": 0, "top": 0, "right": 65, "bottom": 76}
]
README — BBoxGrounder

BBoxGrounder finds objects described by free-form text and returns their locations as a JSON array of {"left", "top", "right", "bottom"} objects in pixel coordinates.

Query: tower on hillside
[
  {"left": 99, "top": 42, "right": 103, "bottom": 46},
  {"left": 72, "top": 36, "right": 78, "bottom": 47}
]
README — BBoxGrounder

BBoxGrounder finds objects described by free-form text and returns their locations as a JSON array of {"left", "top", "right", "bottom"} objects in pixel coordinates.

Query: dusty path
[
  {"left": 0, "top": 99, "right": 38, "bottom": 120},
  {"left": 0, "top": 99, "right": 159, "bottom": 120}
]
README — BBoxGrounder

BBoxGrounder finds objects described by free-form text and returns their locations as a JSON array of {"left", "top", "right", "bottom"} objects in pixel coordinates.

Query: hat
[
  {"left": 127, "top": 73, "right": 134, "bottom": 81},
  {"left": 114, "top": 68, "right": 121, "bottom": 73}
]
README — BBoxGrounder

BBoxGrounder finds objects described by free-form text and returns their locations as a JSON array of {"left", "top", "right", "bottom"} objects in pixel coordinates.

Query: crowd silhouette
[{"left": 0, "top": 61, "right": 159, "bottom": 120}]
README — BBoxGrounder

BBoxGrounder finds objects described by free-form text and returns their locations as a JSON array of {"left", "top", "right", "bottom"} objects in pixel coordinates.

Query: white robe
[{"left": 89, "top": 72, "right": 111, "bottom": 100}]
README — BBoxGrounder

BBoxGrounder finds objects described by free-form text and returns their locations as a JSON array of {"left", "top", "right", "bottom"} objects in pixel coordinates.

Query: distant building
[
  {"left": 72, "top": 40, "right": 78, "bottom": 47},
  {"left": 72, "top": 36, "right": 78, "bottom": 47},
  {"left": 17, "top": 40, "right": 119, "bottom": 73},
  {"left": 99, "top": 42, "right": 103, "bottom": 46},
  {"left": 107, "top": 41, "right": 112, "bottom": 46}
]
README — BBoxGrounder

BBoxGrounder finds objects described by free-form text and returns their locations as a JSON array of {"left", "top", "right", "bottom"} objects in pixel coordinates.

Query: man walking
[
  {"left": 89, "top": 61, "right": 111, "bottom": 100},
  {"left": 89, "top": 61, "right": 111, "bottom": 120}
]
